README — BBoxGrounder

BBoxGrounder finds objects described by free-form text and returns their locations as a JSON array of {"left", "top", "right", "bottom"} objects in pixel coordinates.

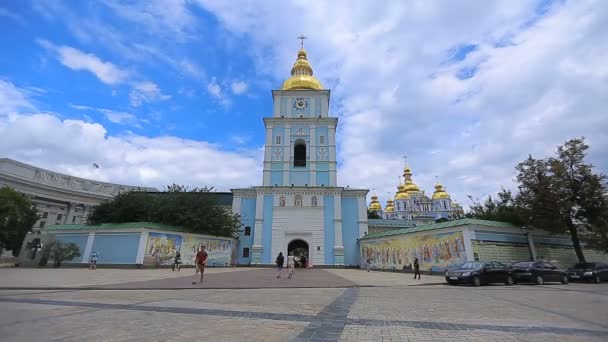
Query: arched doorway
[
  {"left": 288, "top": 239, "right": 309, "bottom": 268},
  {"left": 294, "top": 139, "right": 306, "bottom": 167}
]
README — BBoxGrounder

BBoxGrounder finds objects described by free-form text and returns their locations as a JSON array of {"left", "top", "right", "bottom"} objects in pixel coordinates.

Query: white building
[
  {"left": 231, "top": 46, "right": 369, "bottom": 266},
  {"left": 0, "top": 158, "right": 157, "bottom": 229}
]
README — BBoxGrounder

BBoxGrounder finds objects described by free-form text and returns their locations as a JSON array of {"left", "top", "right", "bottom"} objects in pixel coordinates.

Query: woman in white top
[{"left": 287, "top": 253, "right": 296, "bottom": 279}]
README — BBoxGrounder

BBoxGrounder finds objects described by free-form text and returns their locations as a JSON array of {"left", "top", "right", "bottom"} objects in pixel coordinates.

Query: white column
[
  {"left": 527, "top": 233, "right": 538, "bottom": 261},
  {"left": 462, "top": 228, "right": 476, "bottom": 262},
  {"left": 283, "top": 126, "right": 291, "bottom": 185},
  {"left": 81, "top": 232, "right": 95, "bottom": 263},
  {"left": 357, "top": 195, "right": 368, "bottom": 237},
  {"left": 263, "top": 127, "right": 272, "bottom": 186},
  {"left": 329, "top": 126, "right": 337, "bottom": 186},
  {"left": 253, "top": 193, "right": 264, "bottom": 247},
  {"left": 309, "top": 125, "right": 316, "bottom": 186},
  {"left": 135, "top": 231, "right": 149, "bottom": 264},
  {"left": 334, "top": 195, "right": 343, "bottom": 247}
]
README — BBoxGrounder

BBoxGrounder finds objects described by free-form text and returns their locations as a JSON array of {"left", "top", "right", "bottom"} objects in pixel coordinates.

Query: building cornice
[{"left": 263, "top": 117, "right": 338, "bottom": 128}]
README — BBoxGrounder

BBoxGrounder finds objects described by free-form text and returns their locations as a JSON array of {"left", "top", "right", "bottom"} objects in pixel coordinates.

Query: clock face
[{"left": 293, "top": 98, "right": 308, "bottom": 110}]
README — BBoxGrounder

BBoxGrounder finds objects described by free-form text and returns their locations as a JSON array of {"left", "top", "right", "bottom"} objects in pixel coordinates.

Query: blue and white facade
[{"left": 231, "top": 48, "right": 368, "bottom": 266}]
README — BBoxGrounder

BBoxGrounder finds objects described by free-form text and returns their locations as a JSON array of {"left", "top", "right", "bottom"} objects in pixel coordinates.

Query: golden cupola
[
  {"left": 432, "top": 182, "right": 451, "bottom": 200},
  {"left": 402, "top": 165, "right": 421, "bottom": 193},
  {"left": 384, "top": 199, "right": 395, "bottom": 212},
  {"left": 369, "top": 193, "right": 382, "bottom": 211},
  {"left": 282, "top": 48, "right": 323, "bottom": 90},
  {"left": 395, "top": 181, "right": 410, "bottom": 200}
]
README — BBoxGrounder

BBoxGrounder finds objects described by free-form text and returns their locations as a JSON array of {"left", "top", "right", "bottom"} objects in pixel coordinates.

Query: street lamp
[{"left": 520, "top": 225, "right": 534, "bottom": 261}]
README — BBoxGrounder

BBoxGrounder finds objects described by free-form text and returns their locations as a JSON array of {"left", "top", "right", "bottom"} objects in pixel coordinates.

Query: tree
[
  {"left": 0, "top": 186, "right": 39, "bottom": 256},
  {"left": 367, "top": 209, "right": 381, "bottom": 219},
  {"left": 43, "top": 241, "right": 81, "bottom": 267},
  {"left": 466, "top": 188, "right": 522, "bottom": 225},
  {"left": 88, "top": 185, "right": 241, "bottom": 237},
  {"left": 514, "top": 138, "right": 608, "bottom": 262}
]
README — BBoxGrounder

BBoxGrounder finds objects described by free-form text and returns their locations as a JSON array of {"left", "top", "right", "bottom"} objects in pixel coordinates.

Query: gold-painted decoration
[{"left": 282, "top": 48, "right": 323, "bottom": 90}]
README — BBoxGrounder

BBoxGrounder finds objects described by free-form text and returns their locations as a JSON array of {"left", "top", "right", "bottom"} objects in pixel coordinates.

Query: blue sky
[{"left": 1, "top": 0, "right": 607, "bottom": 208}]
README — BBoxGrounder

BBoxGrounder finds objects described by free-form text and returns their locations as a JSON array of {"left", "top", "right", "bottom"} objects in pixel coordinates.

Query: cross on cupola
[{"left": 298, "top": 34, "right": 307, "bottom": 49}]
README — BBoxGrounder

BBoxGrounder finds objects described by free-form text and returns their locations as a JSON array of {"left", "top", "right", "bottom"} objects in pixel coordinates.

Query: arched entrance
[{"left": 288, "top": 239, "right": 309, "bottom": 268}]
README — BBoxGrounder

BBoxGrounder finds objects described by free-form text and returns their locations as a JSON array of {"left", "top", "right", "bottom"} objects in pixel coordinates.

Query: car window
[
  {"left": 460, "top": 262, "right": 483, "bottom": 269},
  {"left": 543, "top": 262, "right": 555, "bottom": 269},
  {"left": 512, "top": 262, "right": 535, "bottom": 268},
  {"left": 494, "top": 262, "right": 506, "bottom": 268}
]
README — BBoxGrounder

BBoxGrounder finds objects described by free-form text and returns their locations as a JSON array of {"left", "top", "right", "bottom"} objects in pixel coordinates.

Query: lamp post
[{"left": 520, "top": 225, "right": 535, "bottom": 261}]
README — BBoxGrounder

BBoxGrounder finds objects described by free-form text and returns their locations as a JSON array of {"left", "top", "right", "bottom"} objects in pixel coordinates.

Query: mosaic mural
[
  {"left": 145, "top": 232, "right": 233, "bottom": 266},
  {"left": 360, "top": 231, "right": 466, "bottom": 270}
]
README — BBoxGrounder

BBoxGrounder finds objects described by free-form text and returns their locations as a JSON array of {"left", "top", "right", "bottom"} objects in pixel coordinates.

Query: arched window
[
  {"left": 244, "top": 226, "right": 251, "bottom": 236},
  {"left": 294, "top": 139, "right": 306, "bottom": 167}
]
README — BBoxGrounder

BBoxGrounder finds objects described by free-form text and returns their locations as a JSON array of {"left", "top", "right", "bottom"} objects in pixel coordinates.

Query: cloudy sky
[{"left": 1, "top": 0, "right": 606, "bottom": 208}]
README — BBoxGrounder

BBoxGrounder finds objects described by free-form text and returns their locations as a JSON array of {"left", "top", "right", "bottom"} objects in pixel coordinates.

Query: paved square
[{"left": 0, "top": 268, "right": 606, "bottom": 341}]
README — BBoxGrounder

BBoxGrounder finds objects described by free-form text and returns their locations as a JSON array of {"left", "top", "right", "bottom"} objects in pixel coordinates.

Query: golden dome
[
  {"left": 281, "top": 48, "right": 323, "bottom": 90},
  {"left": 395, "top": 183, "right": 410, "bottom": 200},
  {"left": 369, "top": 193, "right": 382, "bottom": 210},
  {"left": 384, "top": 200, "right": 395, "bottom": 212},
  {"left": 404, "top": 180, "right": 421, "bottom": 193},
  {"left": 432, "top": 183, "right": 451, "bottom": 200}
]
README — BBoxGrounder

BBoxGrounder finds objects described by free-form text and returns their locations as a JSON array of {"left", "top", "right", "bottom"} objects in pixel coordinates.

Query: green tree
[
  {"left": 367, "top": 209, "right": 381, "bottom": 219},
  {"left": 514, "top": 138, "right": 608, "bottom": 262},
  {"left": 88, "top": 185, "right": 241, "bottom": 237},
  {"left": 466, "top": 188, "right": 522, "bottom": 225},
  {"left": 0, "top": 186, "right": 39, "bottom": 256},
  {"left": 43, "top": 241, "right": 81, "bottom": 267}
]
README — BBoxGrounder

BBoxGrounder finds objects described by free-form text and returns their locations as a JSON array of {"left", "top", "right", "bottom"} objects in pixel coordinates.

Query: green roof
[
  {"left": 368, "top": 219, "right": 417, "bottom": 228},
  {"left": 44, "top": 222, "right": 187, "bottom": 232},
  {"left": 361, "top": 218, "right": 517, "bottom": 240}
]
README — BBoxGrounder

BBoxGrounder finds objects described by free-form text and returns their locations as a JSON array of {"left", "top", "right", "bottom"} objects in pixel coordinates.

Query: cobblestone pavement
[{"left": 0, "top": 268, "right": 607, "bottom": 341}]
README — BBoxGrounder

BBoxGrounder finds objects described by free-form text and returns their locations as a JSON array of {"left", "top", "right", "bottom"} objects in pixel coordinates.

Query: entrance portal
[{"left": 288, "top": 239, "right": 309, "bottom": 268}]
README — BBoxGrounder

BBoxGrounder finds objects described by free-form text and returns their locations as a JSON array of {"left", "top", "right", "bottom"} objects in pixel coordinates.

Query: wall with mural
[
  {"left": 360, "top": 231, "right": 467, "bottom": 270},
  {"left": 144, "top": 231, "right": 233, "bottom": 266}
]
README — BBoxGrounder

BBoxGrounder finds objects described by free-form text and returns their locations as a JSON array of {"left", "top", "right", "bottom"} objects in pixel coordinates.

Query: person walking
[
  {"left": 192, "top": 246, "right": 208, "bottom": 285},
  {"left": 89, "top": 251, "right": 99, "bottom": 270},
  {"left": 413, "top": 257, "right": 421, "bottom": 279},
  {"left": 366, "top": 256, "right": 372, "bottom": 272},
  {"left": 154, "top": 249, "right": 161, "bottom": 269},
  {"left": 172, "top": 250, "right": 181, "bottom": 271},
  {"left": 287, "top": 253, "right": 295, "bottom": 279},
  {"left": 275, "top": 252, "right": 284, "bottom": 278}
]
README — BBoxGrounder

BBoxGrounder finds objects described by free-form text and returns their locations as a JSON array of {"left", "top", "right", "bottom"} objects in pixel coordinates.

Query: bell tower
[{"left": 262, "top": 45, "right": 337, "bottom": 187}]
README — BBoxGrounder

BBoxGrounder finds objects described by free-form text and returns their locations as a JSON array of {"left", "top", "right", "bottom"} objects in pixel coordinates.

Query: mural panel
[
  {"left": 360, "top": 231, "right": 466, "bottom": 270},
  {"left": 144, "top": 232, "right": 182, "bottom": 265},
  {"left": 182, "top": 236, "right": 232, "bottom": 266}
]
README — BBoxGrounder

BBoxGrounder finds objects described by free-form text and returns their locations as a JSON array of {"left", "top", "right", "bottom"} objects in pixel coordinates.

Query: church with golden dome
[
  {"left": 231, "top": 40, "right": 369, "bottom": 267},
  {"left": 368, "top": 163, "right": 463, "bottom": 224}
]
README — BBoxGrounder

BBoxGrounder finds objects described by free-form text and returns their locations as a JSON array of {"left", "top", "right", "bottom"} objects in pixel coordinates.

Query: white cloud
[
  {"left": 101, "top": 110, "right": 139, "bottom": 126},
  {"left": 37, "top": 40, "right": 128, "bottom": 85},
  {"left": 0, "top": 79, "right": 36, "bottom": 116},
  {"left": 101, "top": 0, "right": 197, "bottom": 41},
  {"left": 195, "top": 0, "right": 608, "bottom": 208},
  {"left": 231, "top": 81, "right": 248, "bottom": 95},
  {"left": 129, "top": 81, "right": 171, "bottom": 107},
  {"left": 0, "top": 80, "right": 261, "bottom": 189},
  {"left": 207, "top": 77, "right": 231, "bottom": 107}
]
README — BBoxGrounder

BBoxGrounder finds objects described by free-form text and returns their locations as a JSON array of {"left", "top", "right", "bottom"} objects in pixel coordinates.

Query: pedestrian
[
  {"left": 366, "top": 256, "right": 372, "bottom": 272},
  {"left": 301, "top": 255, "right": 307, "bottom": 269},
  {"left": 89, "top": 251, "right": 99, "bottom": 270},
  {"left": 413, "top": 257, "right": 421, "bottom": 279},
  {"left": 287, "top": 253, "right": 295, "bottom": 279},
  {"left": 154, "top": 249, "right": 161, "bottom": 269},
  {"left": 192, "top": 245, "right": 208, "bottom": 285},
  {"left": 172, "top": 250, "right": 181, "bottom": 271},
  {"left": 275, "top": 252, "right": 284, "bottom": 278}
]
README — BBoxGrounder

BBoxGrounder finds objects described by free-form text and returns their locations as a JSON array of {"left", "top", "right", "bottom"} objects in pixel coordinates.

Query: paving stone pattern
[{"left": 0, "top": 268, "right": 607, "bottom": 341}]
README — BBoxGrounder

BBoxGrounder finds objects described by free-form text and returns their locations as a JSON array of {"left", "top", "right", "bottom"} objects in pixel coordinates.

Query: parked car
[
  {"left": 445, "top": 261, "right": 514, "bottom": 287},
  {"left": 568, "top": 262, "right": 608, "bottom": 283},
  {"left": 511, "top": 261, "right": 568, "bottom": 285}
]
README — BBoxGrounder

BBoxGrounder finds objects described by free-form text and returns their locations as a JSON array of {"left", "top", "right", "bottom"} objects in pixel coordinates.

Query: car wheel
[
  {"left": 535, "top": 275, "right": 544, "bottom": 285},
  {"left": 595, "top": 275, "right": 601, "bottom": 284},
  {"left": 472, "top": 276, "right": 481, "bottom": 287},
  {"left": 561, "top": 275, "right": 568, "bottom": 284},
  {"left": 505, "top": 275, "right": 514, "bottom": 286}
]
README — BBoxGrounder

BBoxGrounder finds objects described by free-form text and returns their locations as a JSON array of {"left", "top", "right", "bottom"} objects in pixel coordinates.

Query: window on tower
[
  {"left": 276, "top": 136, "right": 281, "bottom": 145},
  {"left": 319, "top": 135, "right": 325, "bottom": 144},
  {"left": 294, "top": 139, "right": 306, "bottom": 167}
]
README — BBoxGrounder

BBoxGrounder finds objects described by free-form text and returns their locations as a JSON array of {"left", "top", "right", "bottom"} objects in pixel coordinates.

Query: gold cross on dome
[
  {"left": 298, "top": 34, "right": 307, "bottom": 49},
  {"left": 402, "top": 155, "right": 408, "bottom": 166}
]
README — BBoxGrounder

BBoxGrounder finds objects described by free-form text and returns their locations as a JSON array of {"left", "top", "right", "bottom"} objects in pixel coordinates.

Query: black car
[
  {"left": 568, "top": 262, "right": 608, "bottom": 283},
  {"left": 511, "top": 261, "right": 568, "bottom": 285},
  {"left": 445, "top": 261, "right": 514, "bottom": 287}
]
